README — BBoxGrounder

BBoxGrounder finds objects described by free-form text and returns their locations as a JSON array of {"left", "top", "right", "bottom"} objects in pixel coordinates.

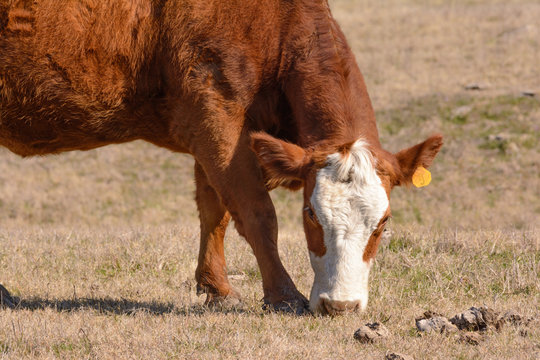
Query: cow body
[
  {"left": 0, "top": 0, "right": 442, "bottom": 314},
  {"left": 1, "top": 0, "right": 281, "bottom": 155}
]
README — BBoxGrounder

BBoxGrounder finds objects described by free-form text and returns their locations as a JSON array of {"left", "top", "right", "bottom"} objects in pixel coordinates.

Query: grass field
[{"left": 1, "top": 0, "right": 539, "bottom": 359}]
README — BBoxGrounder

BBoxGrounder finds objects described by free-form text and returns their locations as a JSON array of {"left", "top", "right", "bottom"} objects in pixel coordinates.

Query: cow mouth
[{"left": 316, "top": 297, "right": 361, "bottom": 316}]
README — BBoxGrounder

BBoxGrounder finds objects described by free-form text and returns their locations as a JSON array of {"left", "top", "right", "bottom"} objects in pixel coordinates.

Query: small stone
[
  {"left": 354, "top": 322, "right": 390, "bottom": 343},
  {"left": 505, "top": 142, "right": 519, "bottom": 155},
  {"left": 458, "top": 332, "right": 485, "bottom": 345},
  {"left": 521, "top": 91, "right": 536, "bottom": 97},
  {"left": 452, "top": 105, "right": 473, "bottom": 118},
  {"left": 386, "top": 352, "right": 414, "bottom": 360},
  {"left": 464, "top": 83, "right": 488, "bottom": 91},
  {"left": 487, "top": 133, "right": 510, "bottom": 142},
  {"left": 381, "top": 227, "right": 393, "bottom": 243}
]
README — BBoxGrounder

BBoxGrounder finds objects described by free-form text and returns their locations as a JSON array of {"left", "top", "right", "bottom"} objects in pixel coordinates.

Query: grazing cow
[{"left": 0, "top": 0, "right": 443, "bottom": 314}]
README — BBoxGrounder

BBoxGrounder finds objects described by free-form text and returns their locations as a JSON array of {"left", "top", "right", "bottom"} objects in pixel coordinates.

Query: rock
[
  {"left": 487, "top": 133, "right": 510, "bottom": 142},
  {"left": 449, "top": 306, "right": 503, "bottom": 331},
  {"left": 464, "top": 83, "right": 488, "bottom": 91},
  {"left": 505, "top": 142, "right": 519, "bottom": 155},
  {"left": 386, "top": 352, "right": 414, "bottom": 360},
  {"left": 521, "top": 91, "right": 536, "bottom": 97},
  {"left": 458, "top": 332, "right": 485, "bottom": 345},
  {"left": 452, "top": 105, "right": 473, "bottom": 118},
  {"left": 354, "top": 322, "right": 390, "bottom": 343},
  {"left": 381, "top": 227, "right": 393, "bottom": 243}
]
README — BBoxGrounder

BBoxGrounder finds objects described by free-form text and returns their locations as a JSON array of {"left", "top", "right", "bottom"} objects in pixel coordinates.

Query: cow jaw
[{"left": 307, "top": 140, "right": 389, "bottom": 314}]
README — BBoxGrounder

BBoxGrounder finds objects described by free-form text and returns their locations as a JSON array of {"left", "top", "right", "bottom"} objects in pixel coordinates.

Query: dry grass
[
  {"left": 1, "top": 226, "right": 538, "bottom": 359},
  {"left": 1, "top": 0, "right": 539, "bottom": 359}
]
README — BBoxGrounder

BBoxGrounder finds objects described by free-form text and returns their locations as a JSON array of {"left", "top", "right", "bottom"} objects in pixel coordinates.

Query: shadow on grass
[{"left": 9, "top": 297, "right": 247, "bottom": 316}]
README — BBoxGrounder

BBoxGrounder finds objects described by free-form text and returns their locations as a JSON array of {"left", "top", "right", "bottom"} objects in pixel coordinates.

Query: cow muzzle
[{"left": 315, "top": 297, "right": 361, "bottom": 315}]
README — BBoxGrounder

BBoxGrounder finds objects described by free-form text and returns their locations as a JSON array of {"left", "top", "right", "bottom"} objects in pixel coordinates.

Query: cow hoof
[
  {"left": 203, "top": 288, "right": 243, "bottom": 311},
  {"left": 0, "top": 284, "right": 18, "bottom": 309},
  {"left": 263, "top": 295, "right": 310, "bottom": 316}
]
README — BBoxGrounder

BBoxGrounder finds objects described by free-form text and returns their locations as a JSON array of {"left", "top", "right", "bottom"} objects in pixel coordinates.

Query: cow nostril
[{"left": 319, "top": 298, "right": 361, "bottom": 315}]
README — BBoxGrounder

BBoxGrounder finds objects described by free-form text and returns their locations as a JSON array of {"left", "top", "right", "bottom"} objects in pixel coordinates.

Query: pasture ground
[{"left": 1, "top": 0, "right": 539, "bottom": 358}]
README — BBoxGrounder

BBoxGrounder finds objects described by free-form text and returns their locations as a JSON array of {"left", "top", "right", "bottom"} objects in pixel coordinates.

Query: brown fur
[
  {"left": 1, "top": 0, "right": 442, "bottom": 311},
  {"left": 363, "top": 208, "right": 391, "bottom": 262}
]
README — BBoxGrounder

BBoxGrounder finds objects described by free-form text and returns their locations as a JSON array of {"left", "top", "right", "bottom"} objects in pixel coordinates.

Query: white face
[{"left": 308, "top": 140, "right": 389, "bottom": 313}]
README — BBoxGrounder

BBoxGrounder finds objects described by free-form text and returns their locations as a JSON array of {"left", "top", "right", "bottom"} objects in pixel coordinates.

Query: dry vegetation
[{"left": 1, "top": 0, "right": 539, "bottom": 359}]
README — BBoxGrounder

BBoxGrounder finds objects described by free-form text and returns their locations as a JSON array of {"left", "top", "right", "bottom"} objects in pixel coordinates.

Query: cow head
[{"left": 251, "top": 132, "right": 443, "bottom": 315}]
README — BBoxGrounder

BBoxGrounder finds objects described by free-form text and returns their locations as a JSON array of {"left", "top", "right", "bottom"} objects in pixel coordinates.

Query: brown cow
[{"left": 0, "top": 0, "right": 443, "bottom": 314}]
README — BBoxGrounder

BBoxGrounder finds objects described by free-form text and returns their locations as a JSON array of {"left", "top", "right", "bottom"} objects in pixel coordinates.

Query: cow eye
[{"left": 303, "top": 206, "right": 315, "bottom": 221}]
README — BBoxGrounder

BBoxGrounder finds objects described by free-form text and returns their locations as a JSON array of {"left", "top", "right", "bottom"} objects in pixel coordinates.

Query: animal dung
[
  {"left": 415, "top": 315, "right": 458, "bottom": 334},
  {"left": 385, "top": 352, "right": 414, "bottom": 360},
  {"left": 413, "top": 307, "right": 535, "bottom": 346},
  {"left": 500, "top": 310, "right": 534, "bottom": 327},
  {"left": 449, "top": 306, "right": 503, "bottom": 331},
  {"left": 457, "top": 332, "right": 485, "bottom": 345},
  {"left": 353, "top": 322, "right": 390, "bottom": 343}
]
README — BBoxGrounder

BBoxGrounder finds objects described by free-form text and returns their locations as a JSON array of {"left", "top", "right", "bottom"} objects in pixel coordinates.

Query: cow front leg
[
  {"left": 0, "top": 284, "right": 16, "bottom": 308},
  {"left": 194, "top": 161, "right": 241, "bottom": 307},
  {"left": 193, "top": 134, "right": 308, "bottom": 315}
]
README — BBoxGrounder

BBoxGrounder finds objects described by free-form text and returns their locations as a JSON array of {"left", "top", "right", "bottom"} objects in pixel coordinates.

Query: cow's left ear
[
  {"left": 250, "top": 132, "right": 310, "bottom": 190},
  {"left": 393, "top": 134, "right": 443, "bottom": 186}
]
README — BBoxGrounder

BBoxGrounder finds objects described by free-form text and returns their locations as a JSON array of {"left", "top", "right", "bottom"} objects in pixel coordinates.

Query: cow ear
[
  {"left": 394, "top": 134, "right": 443, "bottom": 186},
  {"left": 250, "top": 132, "right": 310, "bottom": 190}
]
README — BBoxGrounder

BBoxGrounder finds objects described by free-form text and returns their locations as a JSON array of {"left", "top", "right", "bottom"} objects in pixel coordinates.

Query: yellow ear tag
[{"left": 412, "top": 166, "right": 431, "bottom": 188}]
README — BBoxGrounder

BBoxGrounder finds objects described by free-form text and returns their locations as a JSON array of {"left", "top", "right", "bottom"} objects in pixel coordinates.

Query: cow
[{"left": 0, "top": 0, "right": 443, "bottom": 315}]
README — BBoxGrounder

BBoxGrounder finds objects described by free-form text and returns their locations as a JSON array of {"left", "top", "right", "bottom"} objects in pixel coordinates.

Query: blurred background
[{"left": 1, "top": 0, "right": 537, "bottom": 231}]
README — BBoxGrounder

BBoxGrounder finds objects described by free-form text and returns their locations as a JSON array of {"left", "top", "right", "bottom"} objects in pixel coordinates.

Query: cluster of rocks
[{"left": 353, "top": 306, "right": 534, "bottom": 359}]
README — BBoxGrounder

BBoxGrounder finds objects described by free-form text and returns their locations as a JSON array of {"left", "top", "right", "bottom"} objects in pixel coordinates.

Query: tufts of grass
[{"left": 1, "top": 226, "right": 537, "bottom": 359}]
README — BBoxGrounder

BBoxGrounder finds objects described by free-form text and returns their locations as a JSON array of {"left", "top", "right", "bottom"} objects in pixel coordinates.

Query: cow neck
[{"left": 281, "top": 1, "right": 381, "bottom": 153}]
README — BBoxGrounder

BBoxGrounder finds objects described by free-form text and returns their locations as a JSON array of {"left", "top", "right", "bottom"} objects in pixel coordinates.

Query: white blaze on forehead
[{"left": 308, "top": 139, "right": 389, "bottom": 311}]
